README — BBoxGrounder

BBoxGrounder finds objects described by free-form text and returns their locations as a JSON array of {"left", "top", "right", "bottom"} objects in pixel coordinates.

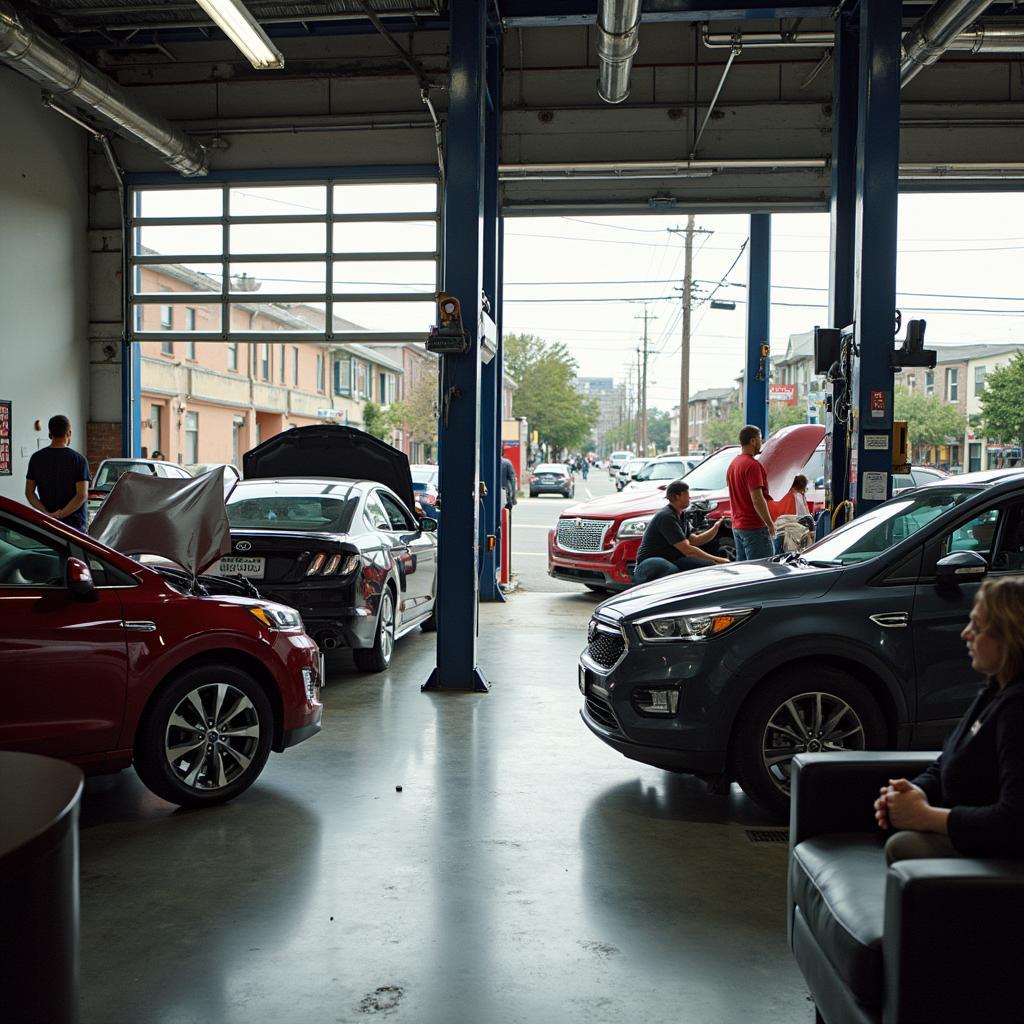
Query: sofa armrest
[
  {"left": 789, "top": 752, "right": 938, "bottom": 846},
  {"left": 884, "top": 859, "right": 1024, "bottom": 1024}
]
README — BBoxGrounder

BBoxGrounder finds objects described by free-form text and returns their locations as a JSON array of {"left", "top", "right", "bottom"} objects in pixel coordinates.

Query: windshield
[
  {"left": 805, "top": 488, "right": 983, "bottom": 565},
  {"left": 410, "top": 467, "right": 438, "bottom": 486},
  {"left": 635, "top": 460, "right": 686, "bottom": 482},
  {"left": 227, "top": 484, "right": 358, "bottom": 533},
  {"left": 680, "top": 447, "right": 737, "bottom": 491},
  {"left": 95, "top": 461, "right": 158, "bottom": 491}
]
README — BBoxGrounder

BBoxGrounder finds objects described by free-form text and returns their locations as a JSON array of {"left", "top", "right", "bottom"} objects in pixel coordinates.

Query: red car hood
[{"left": 562, "top": 423, "right": 825, "bottom": 521}]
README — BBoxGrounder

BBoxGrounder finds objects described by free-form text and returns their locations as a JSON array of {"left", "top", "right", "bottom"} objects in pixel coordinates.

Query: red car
[
  {"left": 0, "top": 495, "right": 323, "bottom": 806},
  {"left": 548, "top": 424, "right": 826, "bottom": 592}
]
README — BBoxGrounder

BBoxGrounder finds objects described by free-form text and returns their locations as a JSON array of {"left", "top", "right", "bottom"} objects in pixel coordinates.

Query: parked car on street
[
  {"left": 615, "top": 457, "right": 651, "bottom": 492},
  {"left": 607, "top": 451, "right": 632, "bottom": 477},
  {"left": 188, "top": 462, "right": 241, "bottom": 497},
  {"left": 619, "top": 454, "right": 704, "bottom": 494},
  {"left": 218, "top": 425, "right": 438, "bottom": 672},
  {"left": 892, "top": 465, "right": 949, "bottom": 495},
  {"left": 410, "top": 463, "right": 440, "bottom": 521},
  {"left": 88, "top": 458, "right": 191, "bottom": 522},
  {"left": 529, "top": 463, "right": 576, "bottom": 499},
  {"left": 579, "top": 468, "right": 1024, "bottom": 815},
  {"left": 0, "top": 494, "right": 322, "bottom": 807},
  {"left": 549, "top": 424, "right": 825, "bottom": 592}
]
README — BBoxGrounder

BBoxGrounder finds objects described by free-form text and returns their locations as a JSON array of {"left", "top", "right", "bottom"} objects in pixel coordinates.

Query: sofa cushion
[{"left": 790, "top": 833, "right": 888, "bottom": 1009}]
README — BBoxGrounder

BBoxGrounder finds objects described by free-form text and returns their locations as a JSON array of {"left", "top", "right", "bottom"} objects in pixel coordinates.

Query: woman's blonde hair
[{"left": 976, "top": 576, "right": 1024, "bottom": 682}]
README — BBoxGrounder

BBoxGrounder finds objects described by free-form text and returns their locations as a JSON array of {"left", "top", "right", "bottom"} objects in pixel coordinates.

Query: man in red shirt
[{"left": 726, "top": 424, "right": 775, "bottom": 560}]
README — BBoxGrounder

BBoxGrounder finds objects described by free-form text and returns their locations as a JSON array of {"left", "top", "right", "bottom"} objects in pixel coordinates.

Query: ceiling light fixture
[{"left": 194, "top": 0, "right": 285, "bottom": 70}]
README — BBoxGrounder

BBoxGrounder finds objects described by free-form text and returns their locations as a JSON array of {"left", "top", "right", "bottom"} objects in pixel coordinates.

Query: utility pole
[
  {"left": 635, "top": 347, "right": 643, "bottom": 452},
  {"left": 634, "top": 304, "right": 657, "bottom": 455},
  {"left": 679, "top": 214, "right": 695, "bottom": 455}
]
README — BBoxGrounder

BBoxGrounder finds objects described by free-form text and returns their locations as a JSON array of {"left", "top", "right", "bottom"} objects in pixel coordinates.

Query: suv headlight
[
  {"left": 617, "top": 516, "right": 653, "bottom": 538},
  {"left": 636, "top": 607, "right": 754, "bottom": 642},
  {"left": 249, "top": 605, "right": 303, "bottom": 630}
]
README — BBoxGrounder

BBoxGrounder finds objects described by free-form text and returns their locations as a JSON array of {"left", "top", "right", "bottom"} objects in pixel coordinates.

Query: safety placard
[
  {"left": 863, "top": 434, "right": 889, "bottom": 450},
  {"left": 0, "top": 401, "right": 10, "bottom": 476},
  {"left": 862, "top": 471, "right": 888, "bottom": 501},
  {"left": 870, "top": 390, "right": 886, "bottom": 418}
]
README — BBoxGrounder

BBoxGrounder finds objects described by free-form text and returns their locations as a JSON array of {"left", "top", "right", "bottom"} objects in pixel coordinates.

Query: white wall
[{"left": 0, "top": 68, "right": 89, "bottom": 502}]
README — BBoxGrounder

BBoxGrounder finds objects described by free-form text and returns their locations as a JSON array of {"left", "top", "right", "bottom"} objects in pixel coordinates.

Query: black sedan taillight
[{"left": 306, "top": 552, "right": 360, "bottom": 577}]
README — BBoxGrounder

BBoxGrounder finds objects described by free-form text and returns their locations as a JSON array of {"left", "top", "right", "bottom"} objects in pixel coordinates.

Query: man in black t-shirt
[
  {"left": 633, "top": 479, "right": 728, "bottom": 584},
  {"left": 25, "top": 415, "right": 92, "bottom": 532}
]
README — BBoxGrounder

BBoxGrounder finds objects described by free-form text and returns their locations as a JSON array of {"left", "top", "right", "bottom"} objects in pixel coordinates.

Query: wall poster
[{"left": 0, "top": 401, "right": 10, "bottom": 476}]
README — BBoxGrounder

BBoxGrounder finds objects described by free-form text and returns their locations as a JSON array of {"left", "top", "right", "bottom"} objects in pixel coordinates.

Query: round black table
[{"left": 0, "top": 751, "right": 83, "bottom": 1024}]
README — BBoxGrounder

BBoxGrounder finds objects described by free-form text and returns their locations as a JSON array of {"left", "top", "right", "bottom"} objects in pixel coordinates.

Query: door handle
[{"left": 870, "top": 612, "right": 909, "bottom": 629}]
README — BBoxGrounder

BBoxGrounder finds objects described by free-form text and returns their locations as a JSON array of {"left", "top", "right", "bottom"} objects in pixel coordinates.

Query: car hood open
[
  {"left": 89, "top": 467, "right": 232, "bottom": 576},
  {"left": 243, "top": 425, "right": 415, "bottom": 513}
]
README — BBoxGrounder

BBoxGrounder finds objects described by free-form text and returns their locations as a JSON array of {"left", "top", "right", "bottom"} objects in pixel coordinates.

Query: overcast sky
[{"left": 501, "top": 193, "right": 1024, "bottom": 410}]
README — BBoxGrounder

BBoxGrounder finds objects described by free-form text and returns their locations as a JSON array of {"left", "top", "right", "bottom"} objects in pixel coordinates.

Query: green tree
[
  {"left": 704, "top": 408, "right": 745, "bottom": 450},
  {"left": 769, "top": 404, "right": 808, "bottom": 432},
  {"left": 389, "top": 369, "right": 438, "bottom": 450},
  {"left": 894, "top": 387, "right": 967, "bottom": 457},
  {"left": 980, "top": 353, "right": 1024, "bottom": 445},
  {"left": 362, "top": 400, "right": 401, "bottom": 441},
  {"left": 648, "top": 408, "right": 672, "bottom": 451},
  {"left": 504, "top": 333, "right": 598, "bottom": 453}
]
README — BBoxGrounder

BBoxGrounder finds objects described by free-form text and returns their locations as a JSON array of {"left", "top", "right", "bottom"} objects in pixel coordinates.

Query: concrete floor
[{"left": 78, "top": 591, "right": 812, "bottom": 1024}]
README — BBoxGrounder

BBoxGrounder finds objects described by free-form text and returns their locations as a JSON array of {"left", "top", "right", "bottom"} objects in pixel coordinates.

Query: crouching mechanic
[{"left": 632, "top": 479, "right": 729, "bottom": 584}]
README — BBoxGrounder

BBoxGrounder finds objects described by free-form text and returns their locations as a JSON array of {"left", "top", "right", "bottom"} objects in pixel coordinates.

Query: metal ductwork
[
  {"left": 901, "top": 0, "right": 995, "bottom": 85},
  {"left": 596, "top": 0, "right": 642, "bottom": 104},
  {"left": 0, "top": 1, "right": 207, "bottom": 176}
]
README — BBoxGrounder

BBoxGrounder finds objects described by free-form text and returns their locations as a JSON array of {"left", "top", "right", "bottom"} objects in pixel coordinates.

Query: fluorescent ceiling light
[{"left": 195, "top": 0, "right": 285, "bottom": 70}]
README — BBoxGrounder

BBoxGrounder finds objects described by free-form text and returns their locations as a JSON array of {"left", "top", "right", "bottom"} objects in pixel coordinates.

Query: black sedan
[
  {"left": 579, "top": 469, "right": 1024, "bottom": 815},
  {"left": 529, "top": 463, "right": 575, "bottom": 499}
]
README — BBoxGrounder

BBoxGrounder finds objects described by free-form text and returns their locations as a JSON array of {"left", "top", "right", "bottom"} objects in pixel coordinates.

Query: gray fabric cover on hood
[{"left": 89, "top": 467, "right": 232, "bottom": 576}]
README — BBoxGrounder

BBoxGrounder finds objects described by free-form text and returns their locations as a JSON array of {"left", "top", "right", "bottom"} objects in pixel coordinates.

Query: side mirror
[
  {"left": 935, "top": 550, "right": 988, "bottom": 589},
  {"left": 419, "top": 517, "right": 438, "bottom": 533},
  {"left": 66, "top": 557, "right": 97, "bottom": 600}
]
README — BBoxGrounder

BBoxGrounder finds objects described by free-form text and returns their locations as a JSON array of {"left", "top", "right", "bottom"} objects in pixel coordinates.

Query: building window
[
  {"left": 149, "top": 404, "right": 161, "bottom": 456},
  {"left": 925, "top": 370, "right": 935, "bottom": 397},
  {"left": 184, "top": 411, "right": 199, "bottom": 464},
  {"left": 259, "top": 344, "right": 270, "bottom": 381},
  {"left": 355, "top": 361, "right": 368, "bottom": 399},
  {"left": 316, "top": 353, "right": 326, "bottom": 393},
  {"left": 946, "top": 367, "right": 959, "bottom": 403},
  {"left": 905, "top": 374, "right": 916, "bottom": 391},
  {"left": 160, "top": 305, "right": 173, "bottom": 330},
  {"left": 292, "top": 347, "right": 299, "bottom": 386},
  {"left": 334, "top": 355, "right": 352, "bottom": 396},
  {"left": 185, "top": 341, "right": 196, "bottom": 360},
  {"left": 975, "top": 365, "right": 987, "bottom": 396},
  {"left": 160, "top": 341, "right": 174, "bottom": 356},
  {"left": 380, "top": 372, "right": 397, "bottom": 406},
  {"left": 227, "top": 342, "right": 238, "bottom": 372},
  {"left": 185, "top": 307, "right": 196, "bottom": 331},
  {"left": 279, "top": 345, "right": 286, "bottom": 383}
]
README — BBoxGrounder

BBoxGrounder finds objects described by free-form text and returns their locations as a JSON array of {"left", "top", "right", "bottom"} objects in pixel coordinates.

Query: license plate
[{"left": 214, "top": 556, "right": 266, "bottom": 578}]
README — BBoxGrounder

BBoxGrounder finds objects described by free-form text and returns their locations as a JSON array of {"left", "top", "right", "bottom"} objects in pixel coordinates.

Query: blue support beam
[
  {"left": 849, "top": 0, "right": 902, "bottom": 515},
  {"left": 825, "top": 8, "right": 858, "bottom": 515},
  {"left": 423, "top": 0, "right": 489, "bottom": 693},
  {"left": 744, "top": 213, "right": 770, "bottom": 436},
  {"left": 479, "top": 31, "right": 504, "bottom": 602}
]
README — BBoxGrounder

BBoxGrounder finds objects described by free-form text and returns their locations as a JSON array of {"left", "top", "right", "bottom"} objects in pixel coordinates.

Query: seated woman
[
  {"left": 768, "top": 474, "right": 812, "bottom": 554},
  {"left": 874, "top": 576, "right": 1024, "bottom": 863}
]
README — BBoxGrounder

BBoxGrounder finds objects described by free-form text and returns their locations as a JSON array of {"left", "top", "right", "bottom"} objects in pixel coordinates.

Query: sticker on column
[
  {"left": 870, "top": 390, "right": 886, "bottom": 418},
  {"left": 862, "top": 471, "right": 888, "bottom": 502},
  {"left": 863, "top": 434, "right": 889, "bottom": 451}
]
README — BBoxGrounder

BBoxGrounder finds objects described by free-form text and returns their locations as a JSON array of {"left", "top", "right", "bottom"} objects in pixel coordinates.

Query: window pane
[
  {"left": 133, "top": 263, "right": 222, "bottom": 296},
  {"left": 333, "top": 182, "right": 437, "bottom": 214},
  {"left": 333, "top": 221, "right": 436, "bottom": 254},
  {"left": 136, "top": 224, "right": 223, "bottom": 257},
  {"left": 229, "top": 303, "right": 325, "bottom": 333},
  {"left": 136, "top": 188, "right": 223, "bottom": 218},
  {"left": 229, "top": 261, "right": 327, "bottom": 294},
  {"left": 134, "top": 304, "right": 222, "bottom": 332},
  {"left": 230, "top": 223, "right": 326, "bottom": 255},
  {"left": 333, "top": 301, "right": 435, "bottom": 333},
  {"left": 332, "top": 260, "right": 435, "bottom": 295},
  {"left": 229, "top": 186, "right": 327, "bottom": 217}
]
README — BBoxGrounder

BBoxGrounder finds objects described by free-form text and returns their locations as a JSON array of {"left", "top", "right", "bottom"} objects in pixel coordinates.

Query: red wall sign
[
  {"left": 0, "top": 401, "right": 10, "bottom": 476},
  {"left": 870, "top": 390, "right": 886, "bottom": 417},
  {"left": 769, "top": 384, "right": 797, "bottom": 405}
]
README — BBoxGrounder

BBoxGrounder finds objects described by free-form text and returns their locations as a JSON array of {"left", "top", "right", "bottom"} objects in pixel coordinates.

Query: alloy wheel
[
  {"left": 380, "top": 590, "right": 395, "bottom": 664},
  {"left": 164, "top": 682, "right": 262, "bottom": 791},
  {"left": 761, "top": 691, "right": 867, "bottom": 794}
]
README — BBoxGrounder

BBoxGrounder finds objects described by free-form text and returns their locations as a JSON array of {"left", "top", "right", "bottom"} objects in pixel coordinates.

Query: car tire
[
  {"left": 354, "top": 586, "right": 396, "bottom": 673},
  {"left": 133, "top": 663, "right": 274, "bottom": 807},
  {"left": 732, "top": 669, "right": 887, "bottom": 818},
  {"left": 530, "top": 490, "right": 537, "bottom": 498},
  {"left": 713, "top": 527, "right": 736, "bottom": 562},
  {"left": 420, "top": 603, "right": 437, "bottom": 632}
]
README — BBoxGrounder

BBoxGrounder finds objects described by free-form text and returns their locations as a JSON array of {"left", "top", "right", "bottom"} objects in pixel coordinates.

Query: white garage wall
[{"left": 0, "top": 68, "right": 89, "bottom": 503}]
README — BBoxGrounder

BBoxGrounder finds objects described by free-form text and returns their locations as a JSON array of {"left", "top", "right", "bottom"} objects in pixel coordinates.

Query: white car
[
  {"left": 88, "top": 458, "right": 192, "bottom": 522},
  {"left": 615, "top": 457, "right": 651, "bottom": 491},
  {"left": 621, "top": 455, "right": 703, "bottom": 493},
  {"left": 188, "top": 462, "right": 241, "bottom": 497},
  {"left": 607, "top": 451, "right": 633, "bottom": 477}
]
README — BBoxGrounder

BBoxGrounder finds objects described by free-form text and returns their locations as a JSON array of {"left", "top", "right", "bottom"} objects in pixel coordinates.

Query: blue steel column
[
  {"left": 826, "top": 8, "right": 858, "bottom": 512},
  {"left": 423, "top": 0, "right": 489, "bottom": 692},
  {"left": 744, "top": 213, "right": 770, "bottom": 434},
  {"left": 479, "top": 30, "right": 504, "bottom": 602},
  {"left": 850, "top": 0, "right": 902, "bottom": 514}
]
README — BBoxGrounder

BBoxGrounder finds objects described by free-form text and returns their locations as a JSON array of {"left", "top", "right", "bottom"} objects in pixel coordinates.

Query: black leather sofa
[{"left": 787, "top": 751, "right": 1024, "bottom": 1024}]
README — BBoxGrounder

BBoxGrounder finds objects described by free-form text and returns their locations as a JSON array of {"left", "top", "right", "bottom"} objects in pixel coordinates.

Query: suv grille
[
  {"left": 557, "top": 517, "right": 610, "bottom": 553},
  {"left": 586, "top": 694, "right": 620, "bottom": 732},
  {"left": 587, "top": 619, "right": 626, "bottom": 669}
]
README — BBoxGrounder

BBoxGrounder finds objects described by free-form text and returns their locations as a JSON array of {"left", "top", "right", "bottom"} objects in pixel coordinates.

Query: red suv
[
  {"left": 548, "top": 424, "right": 826, "bottom": 592},
  {"left": 0, "top": 496, "right": 323, "bottom": 806}
]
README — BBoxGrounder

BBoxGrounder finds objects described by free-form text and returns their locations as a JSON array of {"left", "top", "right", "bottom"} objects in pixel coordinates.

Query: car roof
[
  {"left": 231, "top": 477, "right": 370, "bottom": 492},
  {"left": 98, "top": 457, "right": 181, "bottom": 469},
  {"left": 919, "top": 468, "right": 1024, "bottom": 488}
]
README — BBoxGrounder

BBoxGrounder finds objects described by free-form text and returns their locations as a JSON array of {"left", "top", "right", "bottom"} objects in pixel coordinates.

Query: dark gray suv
[{"left": 579, "top": 469, "right": 1024, "bottom": 815}]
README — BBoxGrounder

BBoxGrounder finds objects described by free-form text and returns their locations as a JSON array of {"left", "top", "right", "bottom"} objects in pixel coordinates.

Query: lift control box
[{"left": 427, "top": 292, "right": 471, "bottom": 355}]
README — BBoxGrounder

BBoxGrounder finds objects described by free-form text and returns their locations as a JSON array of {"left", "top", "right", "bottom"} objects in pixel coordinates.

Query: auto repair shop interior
[{"left": 2, "top": 2, "right": 1024, "bottom": 1023}]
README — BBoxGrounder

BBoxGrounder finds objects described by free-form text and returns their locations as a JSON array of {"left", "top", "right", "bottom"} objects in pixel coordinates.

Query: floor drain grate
[{"left": 746, "top": 829, "right": 789, "bottom": 844}]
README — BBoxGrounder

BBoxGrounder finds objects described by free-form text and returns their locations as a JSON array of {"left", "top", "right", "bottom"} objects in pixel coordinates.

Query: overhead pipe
[
  {"left": 596, "top": 0, "right": 642, "bottom": 104},
  {"left": 901, "top": 0, "right": 995, "bottom": 84},
  {"left": 0, "top": 0, "right": 207, "bottom": 176}
]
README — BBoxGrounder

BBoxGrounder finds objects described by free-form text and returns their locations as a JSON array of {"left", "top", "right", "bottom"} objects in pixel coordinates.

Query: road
[{"left": 505, "top": 466, "right": 618, "bottom": 593}]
